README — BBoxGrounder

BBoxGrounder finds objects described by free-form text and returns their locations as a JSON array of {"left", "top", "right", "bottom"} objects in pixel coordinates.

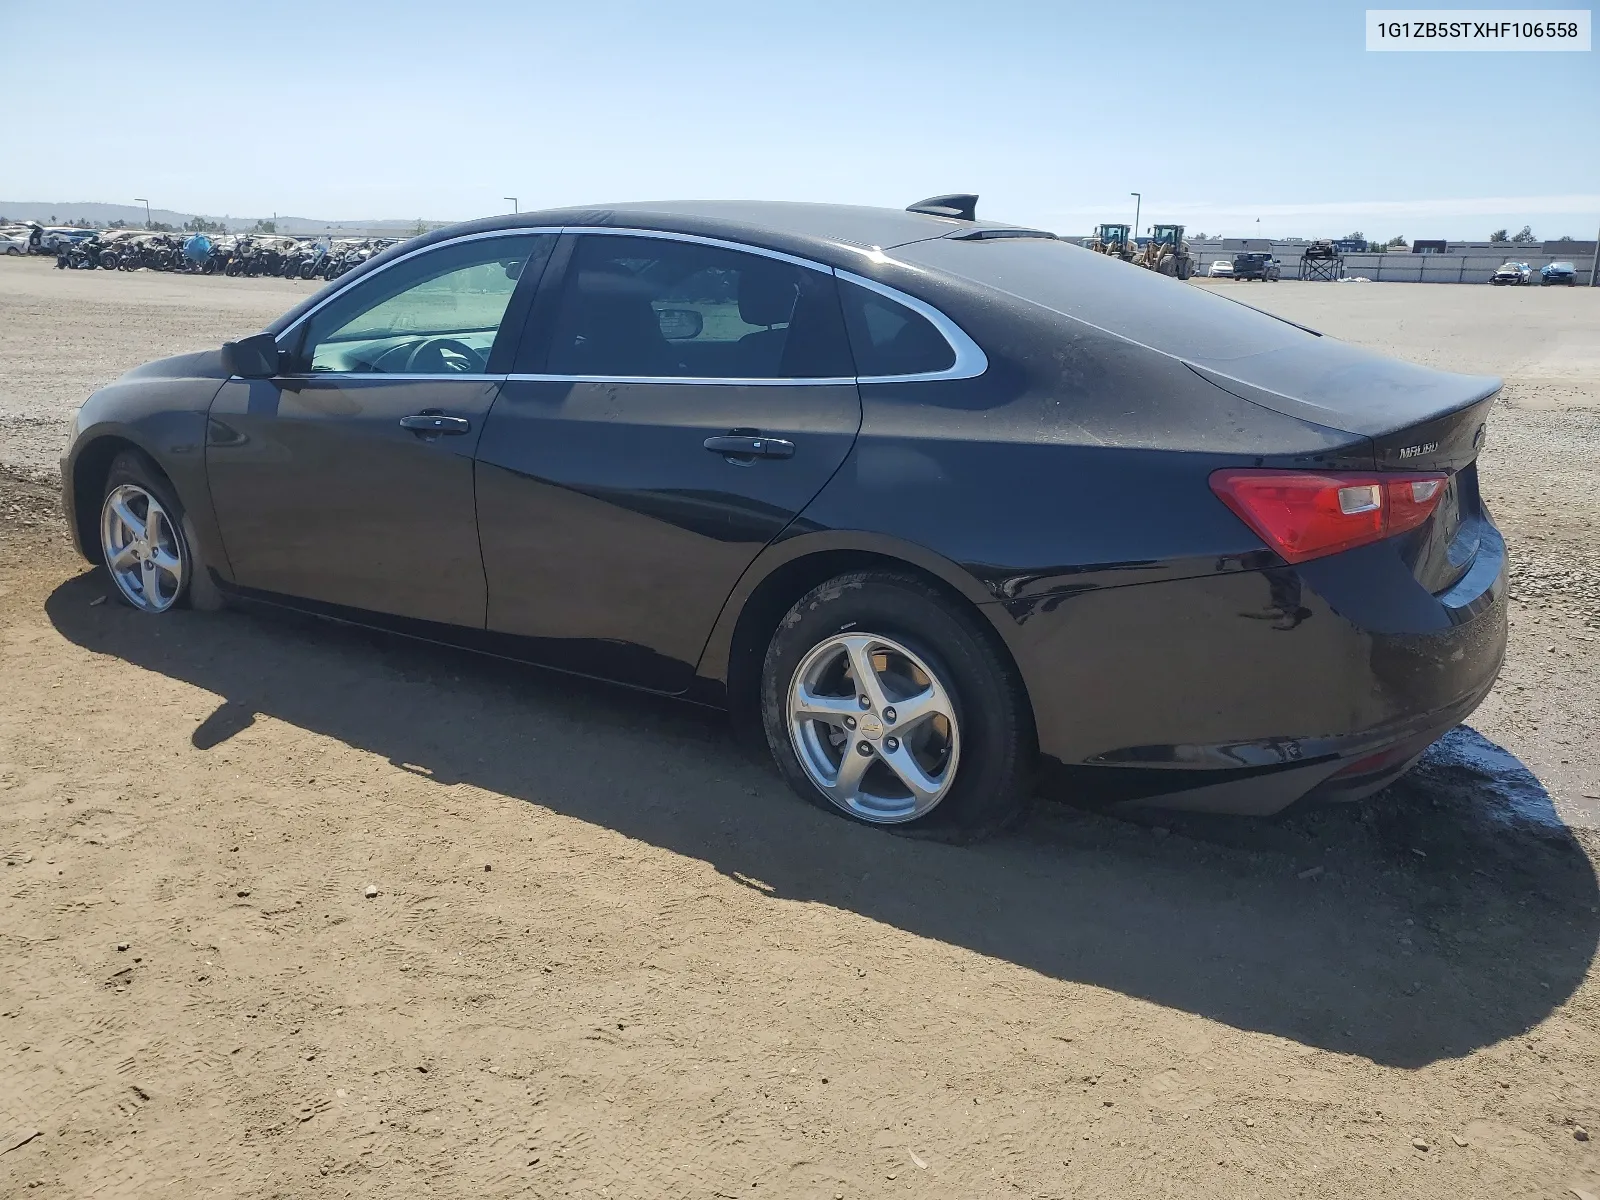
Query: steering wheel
[{"left": 407, "top": 337, "right": 484, "bottom": 375}]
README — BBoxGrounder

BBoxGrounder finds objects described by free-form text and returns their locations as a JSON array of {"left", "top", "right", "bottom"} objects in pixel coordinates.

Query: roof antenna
[{"left": 907, "top": 194, "right": 978, "bottom": 221}]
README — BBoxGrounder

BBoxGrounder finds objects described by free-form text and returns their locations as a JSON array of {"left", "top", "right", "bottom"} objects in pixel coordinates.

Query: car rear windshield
[{"left": 897, "top": 236, "right": 1314, "bottom": 363}]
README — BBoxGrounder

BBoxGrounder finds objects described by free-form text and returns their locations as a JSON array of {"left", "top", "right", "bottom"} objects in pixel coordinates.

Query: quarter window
[
  {"left": 543, "top": 235, "right": 854, "bottom": 380},
  {"left": 292, "top": 234, "right": 553, "bottom": 375},
  {"left": 837, "top": 278, "right": 957, "bottom": 378}
]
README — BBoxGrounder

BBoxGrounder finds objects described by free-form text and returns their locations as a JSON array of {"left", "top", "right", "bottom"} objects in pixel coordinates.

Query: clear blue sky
[{"left": 2, "top": 0, "right": 1595, "bottom": 239}]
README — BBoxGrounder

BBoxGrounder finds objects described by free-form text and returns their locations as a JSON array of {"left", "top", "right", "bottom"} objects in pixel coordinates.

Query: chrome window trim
[
  {"left": 505, "top": 373, "right": 857, "bottom": 388},
  {"left": 834, "top": 268, "right": 988, "bottom": 383},
  {"left": 564, "top": 226, "right": 835, "bottom": 274},
  {"left": 272, "top": 223, "right": 989, "bottom": 387},
  {"left": 271, "top": 372, "right": 507, "bottom": 383},
  {"left": 275, "top": 227, "right": 564, "bottom": 348}
]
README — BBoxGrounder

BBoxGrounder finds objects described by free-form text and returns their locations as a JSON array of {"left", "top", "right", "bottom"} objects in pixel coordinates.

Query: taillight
[{"left": 1209, "top": 469, "right": 1449, "bottom": 564}]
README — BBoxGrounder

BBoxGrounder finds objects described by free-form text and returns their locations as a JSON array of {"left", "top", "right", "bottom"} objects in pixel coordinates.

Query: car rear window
[{"left": 896, "top": 236, "right": 1315, "bottom": 364}]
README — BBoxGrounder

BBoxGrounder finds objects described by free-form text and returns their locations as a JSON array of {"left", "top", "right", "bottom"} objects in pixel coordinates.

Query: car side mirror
[
  {"left": 657, "top": 308, "right": 704, "bottom": 341},
  {"left": 221, "top": 332, "right": 282, "bottom": 378}
]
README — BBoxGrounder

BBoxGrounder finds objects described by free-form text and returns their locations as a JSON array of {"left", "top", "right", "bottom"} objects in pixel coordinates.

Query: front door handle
[
  {"left": 703, "top": 434, "right": 795, "bottom": 461},
  {"left": 400, "top": 413, "right": 471, "bottom": 436}
]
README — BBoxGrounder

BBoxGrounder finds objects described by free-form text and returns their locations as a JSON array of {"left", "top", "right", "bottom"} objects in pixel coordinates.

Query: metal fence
[
  {"left": 1190, "top": 246, "right": 1596, "bottom": 285},
  {"left": 1333, "top": 253, "right": 1594, "bottom": 285}
]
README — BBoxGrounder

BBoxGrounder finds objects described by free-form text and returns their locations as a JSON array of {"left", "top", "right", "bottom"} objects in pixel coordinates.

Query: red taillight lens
[{"left": 1209, "top": 469, "right": 1449, "bottom": 564}]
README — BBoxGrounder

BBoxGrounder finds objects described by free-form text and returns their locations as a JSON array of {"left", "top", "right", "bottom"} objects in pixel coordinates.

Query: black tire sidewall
[
  {"left": 759, "top": 573, "right": 1032, "bottom": 840},
  {"left": 101, "top": 451, "right": 196, "bottom": 612}
]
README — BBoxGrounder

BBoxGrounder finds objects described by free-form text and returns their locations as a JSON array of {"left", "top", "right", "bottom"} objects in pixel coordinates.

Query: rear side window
[
  {"left": 837, "top": 279, "right": 956, "bottom": 378},
  {"left": 543, "top": 235, "right": 854, "bottom": 380}
]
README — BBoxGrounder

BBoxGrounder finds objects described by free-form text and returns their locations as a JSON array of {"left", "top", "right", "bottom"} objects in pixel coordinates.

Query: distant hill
[{"left": 0, "top": 201, "right": 449, "bottom": 237}]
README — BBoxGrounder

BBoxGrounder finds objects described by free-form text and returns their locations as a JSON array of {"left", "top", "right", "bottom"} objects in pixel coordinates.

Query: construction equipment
[
  {"left": 1083, "top": 223, "right": 1136, "bottom": 262},
  {"left": 1138, "top": 224, "right": 1195, "bottom": 279}
]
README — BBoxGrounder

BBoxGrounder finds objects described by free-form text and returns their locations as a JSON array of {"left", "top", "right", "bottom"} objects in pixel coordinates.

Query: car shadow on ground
[{"left": 46, "top": 571, "right": 1599, "bottom": 1069}]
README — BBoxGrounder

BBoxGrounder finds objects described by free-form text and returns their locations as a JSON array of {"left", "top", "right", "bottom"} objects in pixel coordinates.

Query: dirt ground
[{"left": 2, "top": 258, "right": 1599, "bottom": 1198}]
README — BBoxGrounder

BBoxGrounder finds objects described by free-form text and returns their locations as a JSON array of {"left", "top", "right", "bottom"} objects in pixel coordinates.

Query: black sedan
[{"left": 61, "top": 196, "right": 1508, "bottom": 839}]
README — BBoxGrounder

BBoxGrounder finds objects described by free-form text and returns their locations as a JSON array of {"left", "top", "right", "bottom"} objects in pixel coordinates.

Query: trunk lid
[{"left": 1183, "top": 337, "right": 1498, "bottom": 469}]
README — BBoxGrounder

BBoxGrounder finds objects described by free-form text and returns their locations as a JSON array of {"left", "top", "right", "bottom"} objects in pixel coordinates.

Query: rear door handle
[
  {"left": 400, "top": 413, "right": 471, "bottom": 435},
  {"left": 702, "top": 434, "right": 795, "bottom": 460}
]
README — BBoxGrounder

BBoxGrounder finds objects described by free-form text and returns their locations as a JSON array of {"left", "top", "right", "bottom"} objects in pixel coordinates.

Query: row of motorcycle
[{"left": 58, "top": 232, "right": 403, "bottom": 280}]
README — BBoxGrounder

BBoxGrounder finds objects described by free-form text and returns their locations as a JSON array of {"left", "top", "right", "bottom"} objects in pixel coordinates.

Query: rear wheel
[{"left": 759, "top": 572, "right": 1033, "bottom": 841}]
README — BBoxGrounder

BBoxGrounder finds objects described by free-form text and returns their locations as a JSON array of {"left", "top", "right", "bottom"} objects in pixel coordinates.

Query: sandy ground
[
  {"left": 0, "top": 257, "right": 306, "bottom": 480},
  {"left": 1, "top": 260, "right": 1599, "bottom": 1198}
]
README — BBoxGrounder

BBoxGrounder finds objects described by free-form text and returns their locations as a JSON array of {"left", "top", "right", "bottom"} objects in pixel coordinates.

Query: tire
[
  {"left": 99, "top": 450, "right": 225, "bottom": 614},
  {"left": 759, "top": 571, "right": 1034, "bottom": 841}
]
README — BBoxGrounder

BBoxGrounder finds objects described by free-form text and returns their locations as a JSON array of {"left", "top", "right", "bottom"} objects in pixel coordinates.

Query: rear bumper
[{"left": 1004, "top": 522, "right": 1508, "bottom": 815}]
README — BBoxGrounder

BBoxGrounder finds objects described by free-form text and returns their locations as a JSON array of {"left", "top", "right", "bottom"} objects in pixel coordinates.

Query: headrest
[
  {"left": 573, "top": 268, "right": 657, "bottom": 303},
  {"left": 738, "top": 267, "right": 798, "bottom": 328}
]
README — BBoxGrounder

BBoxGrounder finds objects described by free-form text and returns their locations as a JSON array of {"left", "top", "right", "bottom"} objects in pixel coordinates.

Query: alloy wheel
[
  {"left": 100, "top": 484, "right": 185, "bottom": 613},
  {"left": 786, "top": 633, "right": 961, "bottom": 824}
]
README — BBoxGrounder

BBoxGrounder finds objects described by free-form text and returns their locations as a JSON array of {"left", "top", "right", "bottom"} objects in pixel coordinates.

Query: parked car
[
  {"left": 0, "top": 228, "right": 30, "bottom": 255},
  {"left": 1541, "top": 261, "right": 1578, "bottom": 286},
  {"left": 36, "top": 227, "right": 96, "bottom": 254},
  {"left": 1232, "top": 252, "right": 1281, "bottom": 281},
  {"left": 1490, "top": 261, "right": 1532, "bottom": 285},
  {"left": 61, "top": 198, "right": 1507, "bottom": 838},
  {"left": 1207, "top": 258, "right": 1233, "bottom": 278}
]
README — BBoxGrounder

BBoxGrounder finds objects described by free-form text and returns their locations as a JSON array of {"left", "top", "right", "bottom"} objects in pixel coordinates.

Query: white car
[
  {"left": 0, "top": 228, "right": 31, "bottom": 256},
  {"left": 1208, "top": 258, "right": 1233, "bottom": 278}
]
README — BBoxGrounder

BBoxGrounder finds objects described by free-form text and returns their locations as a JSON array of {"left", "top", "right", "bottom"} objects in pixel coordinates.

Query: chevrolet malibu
[{"left": 61, "top": 196, "right": 1508, "bottom": 840}]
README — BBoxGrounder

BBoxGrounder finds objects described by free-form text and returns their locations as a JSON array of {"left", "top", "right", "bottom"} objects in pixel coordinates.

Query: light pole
[
  {"left": 135, "top": 198, "right": 150, "bottom": 228},
  {"left": 1130, "top": 192, "right": 1141, "bottom": 238},
  {"left": 504, "top": 196, "right": 519, "bottom": 214}
]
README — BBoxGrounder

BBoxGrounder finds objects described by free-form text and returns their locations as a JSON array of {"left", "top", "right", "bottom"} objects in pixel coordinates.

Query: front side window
[
  {"left": 292, "top": 233, "right": 553, "bottom": 375},
  {"left": 544, "top": 235, "right": 853, "bottom": 380},
  {"left": 836, "top": 278, "right": 957, "bottom": 378}
]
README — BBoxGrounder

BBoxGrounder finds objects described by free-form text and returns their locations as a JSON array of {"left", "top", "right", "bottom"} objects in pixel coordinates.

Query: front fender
[{"left": 62, "top": 370, "right": 230, "bottom": 574}]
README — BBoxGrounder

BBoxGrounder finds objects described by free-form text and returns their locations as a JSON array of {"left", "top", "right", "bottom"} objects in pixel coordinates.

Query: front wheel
[
  {"left": 99, "top": 451, "right": 225, "bottom": 614},
  {"left": 760, "top": 572, "right": 1034, "bottom": 841}
]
